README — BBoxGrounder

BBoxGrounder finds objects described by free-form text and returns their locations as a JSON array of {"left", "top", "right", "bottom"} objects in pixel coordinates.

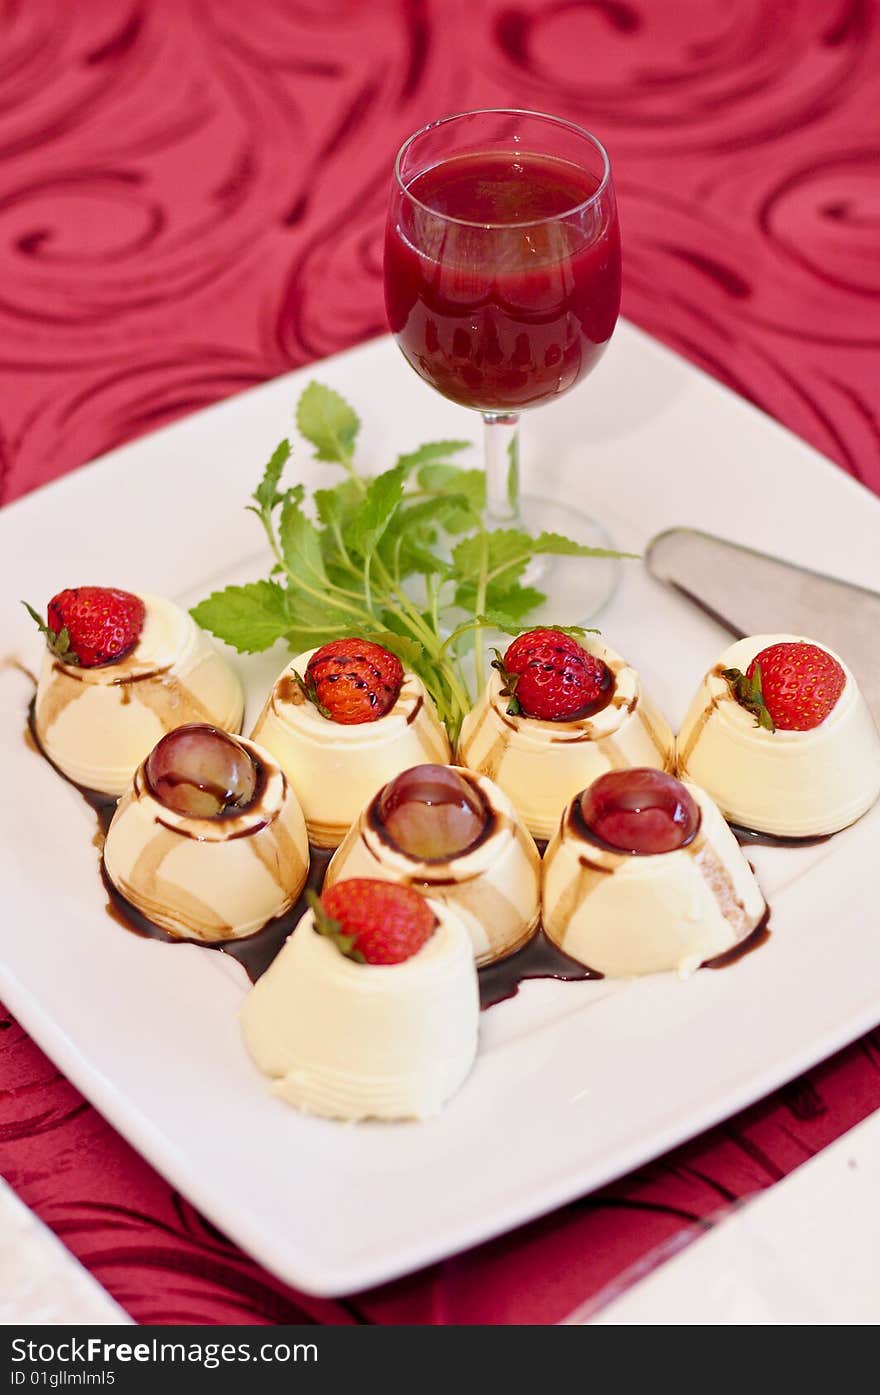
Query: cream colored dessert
[
  {"left": 543, "top": 779, "right": 766, "bottom": 977},
  {"left": 677, "top": 634, "right": 880, "bottom": 837},
  {"left": 34, "top": 593, "right": 244, "bottom": 797},
  {"left": 326, "top": 767, "right": 541, "bottom": 966},
  {"left": 240, "top": 897, "right": 478, "bottom": 1121},
  {"left": 458, "top": 638, "right": 674, "bottom": 842},
  {"left": 250, "top": 650, "right": 452, "bottom": 848},
  {"left": 103, "top": 734, "right": 308, "bottom": 941}
]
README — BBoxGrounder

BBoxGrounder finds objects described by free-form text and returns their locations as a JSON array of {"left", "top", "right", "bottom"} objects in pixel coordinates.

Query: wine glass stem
[{"left": 482, "top": 412, "right": 521, "bottom": 527}]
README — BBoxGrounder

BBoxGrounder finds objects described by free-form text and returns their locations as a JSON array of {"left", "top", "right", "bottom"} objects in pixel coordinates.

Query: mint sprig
[{"left": 190, "top": 382, "right": 635, "bottom": 742}]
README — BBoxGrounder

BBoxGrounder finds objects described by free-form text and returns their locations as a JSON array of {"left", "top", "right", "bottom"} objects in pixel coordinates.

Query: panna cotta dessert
[
  {"left": 458, "top": 629, "right": 674, "bottom": 841},
  {"left": 677, "top": 635, "right": 880, "bottom": 837},
  {"left": 28, "top": 586, "right": 244, "bottom": 797},
  {"left": 103, "top": 725, "right": 309, "bottom": 941},
  {"left": 543, "top": 769, "right": 766, "bottom": 977},
  {"left": 240, "top": 879, "right": 479, "bottom": 1120},
  {"left": 326, "top": 764, "right": 541, "bottom": 965},
  {"left": 251, "top": 637, "right": 452, "bottom": 847}
]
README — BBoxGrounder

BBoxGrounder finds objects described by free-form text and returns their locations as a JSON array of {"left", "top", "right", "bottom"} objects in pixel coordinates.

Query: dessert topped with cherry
[
  {"left": 311, "top": 879, "right": 437, "bottom": 965},
  {"left": 26, "top": 586, "right": 145, "bottom": 668},
  {"left": 579, "top": 769, "right": 700, "bottom": 855},
  {"left": 301, "top": 638, "right": 404, "bottom": 724},
  {"left": 722, "top": 640, "right": 846, "bottom": 733},
  {"left": 544, "top": 769, "right": 766, "bottom": 977},
  {"left": 375, "top": 764, "right": 488, "bottom": 860},
  {"left": 492, "top": 628, "right": 614, "bottom": 722},
  {"left": 144, "top": 724, "right": 260, "bottom": 818}
]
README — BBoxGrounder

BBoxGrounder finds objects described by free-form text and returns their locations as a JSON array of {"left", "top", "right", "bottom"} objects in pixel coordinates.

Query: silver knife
[{"left": 646, "top": 528, "right": 880, "bottom": 724}]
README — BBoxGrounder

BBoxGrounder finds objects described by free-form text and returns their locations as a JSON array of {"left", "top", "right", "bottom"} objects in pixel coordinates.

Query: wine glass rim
[{"left": 393, "top": 108, "right": 612, "bottom": 229}]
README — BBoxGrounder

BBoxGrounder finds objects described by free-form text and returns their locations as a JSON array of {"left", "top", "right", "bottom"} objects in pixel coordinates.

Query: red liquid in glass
[{"left": 385, "top": 151, "right": 621, "bottom": 412}]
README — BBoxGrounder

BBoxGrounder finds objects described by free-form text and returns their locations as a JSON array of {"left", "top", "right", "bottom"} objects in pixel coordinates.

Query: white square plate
[{"left": 2, "top": 324, "right": 878, "bottom": 1296}]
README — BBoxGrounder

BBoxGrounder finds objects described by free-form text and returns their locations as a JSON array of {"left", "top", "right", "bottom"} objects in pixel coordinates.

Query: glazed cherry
[
  {"left": 579, "top": 769, "right": 699, "bottom": 855},
  {"left": 376, "top": 764, "right": 487, "bottom": 860},
  {"left": 145, "top": 724, "right": 258, "bottom": 818}
]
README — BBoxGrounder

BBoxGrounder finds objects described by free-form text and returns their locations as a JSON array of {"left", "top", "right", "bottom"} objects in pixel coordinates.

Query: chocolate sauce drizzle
[
  {"left": 478, "top": 931, "right": 601, "bottom": 1009},
  {"left": 702, "top": 909, "right": 772, "bottom": 968},
  {"left": 24, "top": 693, "right": 773, "bottom": 1001}
]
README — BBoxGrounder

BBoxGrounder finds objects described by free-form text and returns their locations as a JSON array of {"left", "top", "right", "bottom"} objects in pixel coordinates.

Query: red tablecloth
[{"left": 2, "top": 0, "right": 878, "bottom": 1324}]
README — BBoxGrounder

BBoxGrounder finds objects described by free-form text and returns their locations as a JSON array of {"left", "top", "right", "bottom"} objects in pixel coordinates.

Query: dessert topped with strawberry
[
  {"left": 25, "top": 587, "right": 244, "bottom": 799},
  {"left": 459, "top": 630, "right": 674, "bottom": 843},
  {"left": 25, "top": 586, "right": 145, "bottom": 668},
  {"left": 310, "top": 879, "right": 436, "bottom": 964},
  {"left": 240, "top": 876, "right": 479, "bottom": 1120},
  {"left": 326, "top": 764, "right": 541, "bottom": 966},
  {"left": 251, "top": 640, "right": 452, "bottom": 849},
  {"left": 492, "top": 628, "right": 614, "bottom": 722},
  {"left": 721, "top": 641, "right": 846, "bottom": 733},
  {"left": 301, "top": 638, "right": 404, "bottom": 725},
  {"left": 677, "top": 633, "right": 880, "bottom": 838}
]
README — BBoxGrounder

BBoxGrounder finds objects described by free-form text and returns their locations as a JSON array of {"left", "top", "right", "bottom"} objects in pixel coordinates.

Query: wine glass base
[{"left": 518, "top": 494, "right": 621, "bottom": 625}]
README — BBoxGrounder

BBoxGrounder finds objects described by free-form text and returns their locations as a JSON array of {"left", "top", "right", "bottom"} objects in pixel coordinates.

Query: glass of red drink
[{"left": 384, "top": 108, "right": 622, "bottom": 618}]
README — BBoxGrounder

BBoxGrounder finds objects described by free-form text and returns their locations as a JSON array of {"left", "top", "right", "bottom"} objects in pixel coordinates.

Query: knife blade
[{"left": 645, "top": 528, "right": 880, "bottom": 724}]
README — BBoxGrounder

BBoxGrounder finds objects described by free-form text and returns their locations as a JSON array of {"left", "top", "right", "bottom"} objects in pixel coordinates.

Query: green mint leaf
[
  {"left": 395, "top": 540, "right": 453, "bottom": 580},
  {"left": 397, "top": 439, "right": 470, "bottom": 475},
  {"left": 252, "top": 439, "right": 290, "bottom": 515},
  {"left": 346, "top": 465, "right": 406, "bottom": 556},
  {"left": 483, "top": 610, "right": 533, "bottom": 634},
  {"left": 417, "top": 463, "right": 485, "bottom": 508},
  {"left": 531, "top": 531, "right": 640, "bottom": 560},
  {"left": 279, "top": 490, "right": 328, "bottom": 586},
  {"left": 394, "top": 492, "right": 477, "bottom": 534},
  {"left": 296, "top": 382, "right": 360, "bottom": 464},
  {"left": 451, "top": 528, "right": 532, "bottom": 586},
  {"left": 363, "top": 630, "right": 423, "bottom": 668},
  {"left": 314, "top": 478, "right": 362, "bottom": 530},
  {"left": 485, "top": 584, "right": 548, "bottom": 620},
  {"left": 191, "top": 581, "right": 289, "bottom": 654},
  {"left": 416, "top": 465, "right": 485, "bottom": 533}
]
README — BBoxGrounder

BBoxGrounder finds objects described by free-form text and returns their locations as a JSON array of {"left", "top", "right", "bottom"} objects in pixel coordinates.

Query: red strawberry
[
  {"left": 24, "top": 587, "right": 145, "bottom": 668},
  {"left": 304, "top": 638, "right": 403, "bottom": 725},
  {"left": 310, "top": 879, "right": 436, "bottom": 965},
  {"left": 493, "top": 628, "right": 614, "bottom": 722},
  {"left": 745, "top": 641, "right": 845, "bottom": 732}
]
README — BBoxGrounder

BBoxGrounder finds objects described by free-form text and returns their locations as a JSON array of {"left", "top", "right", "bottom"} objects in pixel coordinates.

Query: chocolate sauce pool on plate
[
  {"left": 101, "top": 846, "right": 333, "bottom": 981},
  {"left": 479, "top": 931, "right": 601, "bottom": 1009},
  {"left": 731, "top": 822, "right": 832, "bottom": 849}
]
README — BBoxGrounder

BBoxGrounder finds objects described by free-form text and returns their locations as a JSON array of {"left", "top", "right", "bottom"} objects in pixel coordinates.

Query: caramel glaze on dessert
[{"left": 24, "top": 692, "right": 771, "bottom": 998}]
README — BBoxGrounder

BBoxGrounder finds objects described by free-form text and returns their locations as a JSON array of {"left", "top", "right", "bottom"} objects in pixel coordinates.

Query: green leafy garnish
[
  {"left": 21, "top": 601, "right": 80, "bottom": 666},
  {"left": 307, "top": 889, "right": 365, "bottom": 963},
  {"left": 721, "top": 663, "right": 776, "bottom": 733},
  {"left": 191, "top": 381, "right": 635, "bottom": 742}
]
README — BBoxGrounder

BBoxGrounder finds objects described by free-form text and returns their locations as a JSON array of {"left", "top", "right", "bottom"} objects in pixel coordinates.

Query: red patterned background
[{"left": 1, "top": 0, "right": 878, "bottom": 1323}]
